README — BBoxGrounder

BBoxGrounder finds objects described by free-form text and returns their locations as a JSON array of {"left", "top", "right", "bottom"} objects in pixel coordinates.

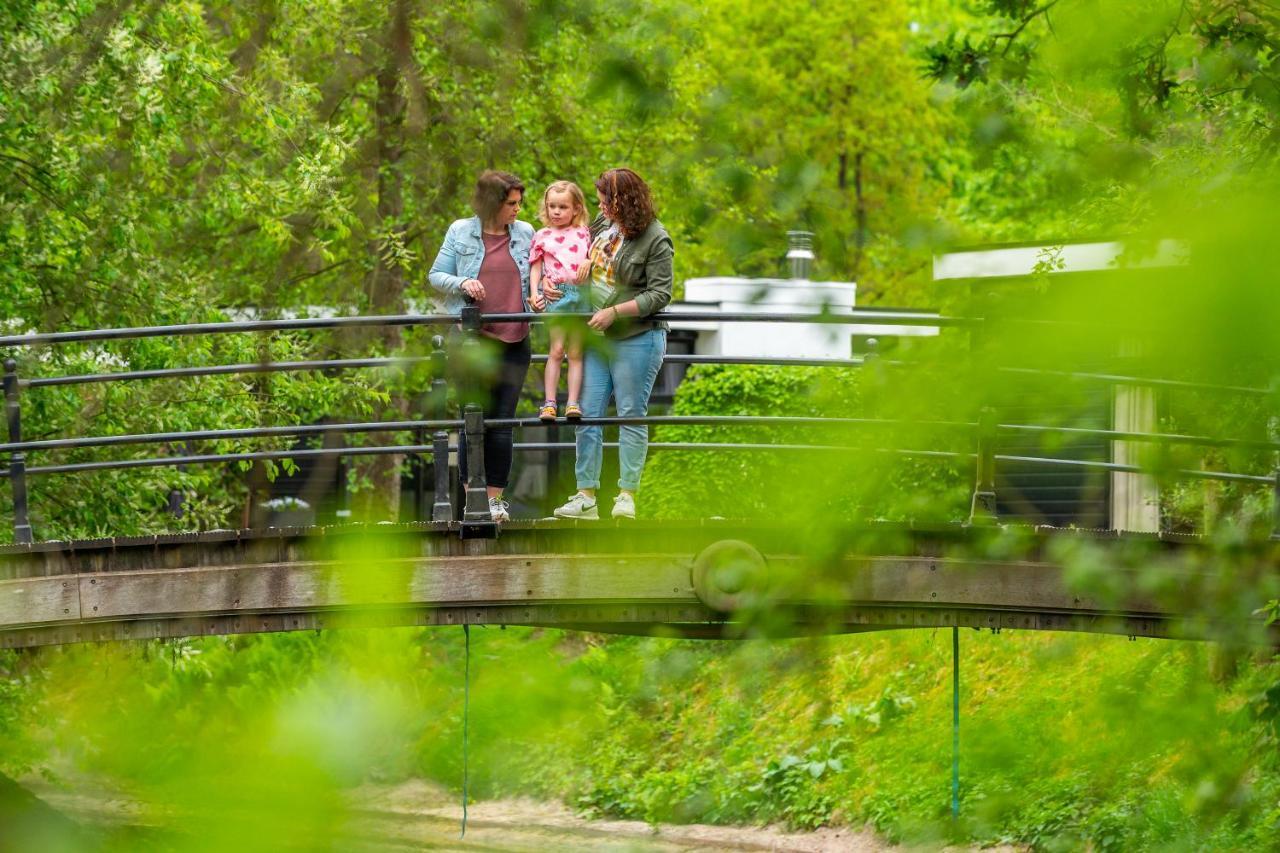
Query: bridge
[{"left": 0, "top": 307, "right": 1277, "bottom": 648}]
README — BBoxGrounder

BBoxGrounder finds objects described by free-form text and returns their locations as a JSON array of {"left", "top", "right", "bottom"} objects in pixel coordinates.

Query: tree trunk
[
  {"left": 357, "top": 0, "right": 412, "bottom": 521},
  {"left": 852, "top": 150, "right": 866, "bottom": 282},
  {"left": 838, "top": 149, "right": 868, "bottom": 281}
]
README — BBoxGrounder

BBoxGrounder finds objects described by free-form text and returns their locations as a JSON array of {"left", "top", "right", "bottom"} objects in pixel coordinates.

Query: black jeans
[{"left": 454, "top": 334, "right": 531, "bottom": 490}]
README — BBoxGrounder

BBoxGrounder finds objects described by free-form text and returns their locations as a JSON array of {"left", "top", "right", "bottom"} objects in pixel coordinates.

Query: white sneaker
[
  {"left": 488, "top": 496, "right": 510, "bottom": 523},
  {"left": 612, "top": 493, "right": 636, "bottom": 519},
  {"left": 553, "top": 492, "right": 598, "bottom": 520}
]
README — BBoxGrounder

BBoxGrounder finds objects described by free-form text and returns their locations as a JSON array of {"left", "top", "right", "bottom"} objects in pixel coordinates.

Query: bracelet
[{"left": 611, "top": 306, "right": 620, "bottom": 320}]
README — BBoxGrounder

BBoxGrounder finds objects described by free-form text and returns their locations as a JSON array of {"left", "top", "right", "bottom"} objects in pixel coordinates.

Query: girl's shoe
[
  {"left": 564, "top": 402, "right": 583, "bottom": 421},
  {"left": 538, "top": 401, "right": 558, "bottom": 422},
  {"left": 488, "top": 496, "right": 510, "bottom": 523}
]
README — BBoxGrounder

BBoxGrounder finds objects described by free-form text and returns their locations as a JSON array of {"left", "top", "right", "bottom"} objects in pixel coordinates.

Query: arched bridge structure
[
  {"left": 0, "top": 308, "right": 1277, "bottom": 648},
  {"left": 1, "top": 521, "right": 1276, "bottom": 648}
]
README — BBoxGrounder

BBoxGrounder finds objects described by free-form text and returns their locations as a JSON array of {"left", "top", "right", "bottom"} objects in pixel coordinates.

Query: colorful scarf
[{"left": 586, "top": 223, "right": 625, "bottom": 309}]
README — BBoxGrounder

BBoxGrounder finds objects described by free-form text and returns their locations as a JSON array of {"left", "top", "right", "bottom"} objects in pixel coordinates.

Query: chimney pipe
[{"left": 786, "top": 231, "right": 814, "bottom": 280}]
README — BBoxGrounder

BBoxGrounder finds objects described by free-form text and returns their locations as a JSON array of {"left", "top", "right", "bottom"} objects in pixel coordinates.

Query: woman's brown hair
[
  {"left": 595, "top": 168, "right": 655, "bottom": 238},
  {"left": 471, "top": 170, "right": 525, "bottom": 225}
]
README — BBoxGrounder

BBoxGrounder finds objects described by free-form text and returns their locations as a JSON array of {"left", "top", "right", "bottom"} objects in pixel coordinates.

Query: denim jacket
[{"left": 428, "top": 216, "right": 534, "bottom": 315}]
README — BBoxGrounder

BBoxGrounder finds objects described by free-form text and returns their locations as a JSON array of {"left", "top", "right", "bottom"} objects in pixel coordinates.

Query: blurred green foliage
[
  {"left": 1, "top": 0, "right": 1279, "bottom": 849},
  {"left": 644, "top": 357, "right": 972, "bottom": 523},
  {"left": 3, "top": 628, "right": 1279, "bottom": 849}
]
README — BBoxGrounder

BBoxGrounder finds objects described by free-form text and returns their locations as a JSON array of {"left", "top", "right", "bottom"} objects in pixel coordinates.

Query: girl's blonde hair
[{"left": 537, "top": 180, "right": 589, "bottom": 227}]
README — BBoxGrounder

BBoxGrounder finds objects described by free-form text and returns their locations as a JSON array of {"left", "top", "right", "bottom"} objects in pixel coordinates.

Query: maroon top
[{"left": 477, "top": 232, "right": 528, "bottom": 343}]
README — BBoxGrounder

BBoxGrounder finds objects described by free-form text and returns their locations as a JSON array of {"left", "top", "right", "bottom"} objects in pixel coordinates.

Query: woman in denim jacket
[{"left": 428, "top": 170, "right": 535, "bottom": 523}]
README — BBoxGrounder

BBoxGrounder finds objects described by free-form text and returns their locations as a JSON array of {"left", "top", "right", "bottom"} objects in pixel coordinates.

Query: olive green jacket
[{"left": 590, "top": 214, "right": 674, "bottom": 339}]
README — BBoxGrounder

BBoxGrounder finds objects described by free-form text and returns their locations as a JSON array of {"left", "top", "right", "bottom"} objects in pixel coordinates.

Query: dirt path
[
  {"left": 346, "top": 778, "right": 889, "bottom": 852},
  {"left": 25, "top": 774, "right": 930, "bottom": 851}
]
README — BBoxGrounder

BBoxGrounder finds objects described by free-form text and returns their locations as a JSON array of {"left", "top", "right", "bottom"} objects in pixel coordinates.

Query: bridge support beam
[{"left": 0, "top": 524, "right": 1275, "bottom": 648}]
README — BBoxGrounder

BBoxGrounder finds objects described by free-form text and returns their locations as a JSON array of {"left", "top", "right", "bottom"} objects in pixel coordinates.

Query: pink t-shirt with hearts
[{"left": 529, "top": 225, "right": 591, "bottom": 284}]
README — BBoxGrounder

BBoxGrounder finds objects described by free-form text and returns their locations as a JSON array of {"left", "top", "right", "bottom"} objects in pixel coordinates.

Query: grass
[{"left": 3, "top": 626, "right": 1278, "bottom": 850}]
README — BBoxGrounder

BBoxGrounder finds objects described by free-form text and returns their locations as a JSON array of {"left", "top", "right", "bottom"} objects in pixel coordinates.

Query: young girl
[{"left": 529, "top": 180, "right": 592, "bottom": 422}]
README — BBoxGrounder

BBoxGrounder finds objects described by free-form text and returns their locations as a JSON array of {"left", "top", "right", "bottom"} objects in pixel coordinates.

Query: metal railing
[{"left": 0, "top": 306, "right": 1275, "bottom": 543}]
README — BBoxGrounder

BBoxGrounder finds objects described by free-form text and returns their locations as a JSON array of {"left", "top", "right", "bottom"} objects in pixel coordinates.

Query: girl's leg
[
  {"left": 565, "top": 329, "right": 585, "bottom": 405},
  {"left": 544, "top": 327, "right": 566, "bottom": 404},
  {"left": 575, "top": 346, "right": 613, "bottom": 494},
  {"left": 610, "top": 329, "right": 666, "bottom": 493}
]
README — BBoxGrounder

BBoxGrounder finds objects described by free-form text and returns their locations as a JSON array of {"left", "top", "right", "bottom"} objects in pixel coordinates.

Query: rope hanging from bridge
[
  {"left": 952, "top": 626, "right": 960, "bottom": 819},
  {"left": 460, "top": 623, "right": 471, "bottom": 839}
]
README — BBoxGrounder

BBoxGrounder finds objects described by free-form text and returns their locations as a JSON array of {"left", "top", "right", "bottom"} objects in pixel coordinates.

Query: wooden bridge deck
[{"left": 0, "top": 521, "right": 1275, "bottom": 648}]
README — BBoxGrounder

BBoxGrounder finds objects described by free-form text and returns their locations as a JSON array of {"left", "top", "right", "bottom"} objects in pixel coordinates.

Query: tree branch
[{"left": 993, "top": 1, "right": 1060, "bottom": 57}]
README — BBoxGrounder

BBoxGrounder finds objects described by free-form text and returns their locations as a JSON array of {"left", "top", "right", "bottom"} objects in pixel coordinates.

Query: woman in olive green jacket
[{"left": 548, "top": 168, "right": 672, "bottom": 521}]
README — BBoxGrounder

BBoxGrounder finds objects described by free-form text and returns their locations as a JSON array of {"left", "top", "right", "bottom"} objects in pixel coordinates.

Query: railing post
[
  {"left": 335, "top": 458, "right": 352, "bottom": 522},
  {"left": 460, "top": 404, "right": 495, "bottom": 539},
  {"left": 429, "top": 334, "right": 454, "bottom": 523},
  {"left": 460, "top": 302, "right": 482, "bottom": 336},
  {"left": 167, "top": 485, "right": 184, "bottom": 518},
  {"left": 433, "top": 429, "right": 453, "bottom": 522},
  {"left": 968, "top": 406, "right": 997, "bottom": 525},
  {"left": 1272, "top": 468, "right": 1280, "bottom": 541},
  {"left": 410, "top": 445, "right": 426, "bottom": 521},
  {"left": 4, "top": 359, "right": 33, "bottom": 544},
  {"left": 168, "top": 440, "right": 193, "bottom": 519}
]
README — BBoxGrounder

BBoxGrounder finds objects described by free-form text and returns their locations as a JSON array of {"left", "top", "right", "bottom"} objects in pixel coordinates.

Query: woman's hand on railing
[
  {"left": 588, "top": 306, "right": 619, "bottom": 332},
  {"left": 460, "top": 278, "right": 485, "bottom": 300}
]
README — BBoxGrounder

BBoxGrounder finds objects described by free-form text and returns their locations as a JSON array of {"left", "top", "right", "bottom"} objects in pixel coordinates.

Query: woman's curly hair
[{"left": 595, "top": 168, "right": 655, "bottom": 238}]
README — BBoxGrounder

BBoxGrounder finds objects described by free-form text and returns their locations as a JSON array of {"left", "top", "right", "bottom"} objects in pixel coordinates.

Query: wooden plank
[
  {"left": 79, "top": 555, "right": 697, "bottom": 620},
  {"left": 0, "top": 576, "right": 80, "bottom": 626},
  {"left": 10, "top": 551, "right": 1191, "bottom": 630},
  {"left": 846, "top": 557, "right": 1165, "bottom": 615}
]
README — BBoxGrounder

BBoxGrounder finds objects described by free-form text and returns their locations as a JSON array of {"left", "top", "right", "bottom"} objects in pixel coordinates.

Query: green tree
[{"left": 653, "top": 0, "right": 956, "bottom": 303}]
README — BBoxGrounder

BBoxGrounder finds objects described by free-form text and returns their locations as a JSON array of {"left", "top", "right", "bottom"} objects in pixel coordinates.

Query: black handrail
[
  {"left": 11, "top": 441, "right": 1266, "bottom": 486},
  {"left": 0, "top": 308, "right": 961, "bottom": 349},
  {"left": 23, "top": 357, "right": 429, "bottom": 388},
  {"left": 21, "top": 355, "right": 1268, "bottom": 400},
  {"left": 19, "top": 353, "right": 881, "bottom": 389},
  {"left": 7, "top": 442, "right": 972, "bottom": 479},
  {"left": 1000, "top": 423, "right": 1280, "bottom": 453},
  {"left": 0, "top": 419, "right": 463, "bottom": 455},
  {"left": 22, "top": 444, "right": 439, "bottom": 476},
  {"left": 4, "top": 412, "right": 1264, "bottom": 459},
  {"left": 486, "top": 415, "right": 973, "bottom": 430},
  {"left": 1, "top": 307, "right": 1275, "bottom": 544},
  {"left": 996, "top": 367, "right": 1272, "bottom": 398},
  {"left": 0, "top": 314, "right": 457, "bottom": 348},
  {"left": 994, "top": 454, "right": 1274, "bottom": 486},
  {"left": 0, "top": 415, "right": 972, "bottom": 456}
]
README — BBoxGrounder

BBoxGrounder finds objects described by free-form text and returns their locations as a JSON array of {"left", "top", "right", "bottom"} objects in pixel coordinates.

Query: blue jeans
[{"left": 576, "top": 329, "right": 666, "bottom": 492}]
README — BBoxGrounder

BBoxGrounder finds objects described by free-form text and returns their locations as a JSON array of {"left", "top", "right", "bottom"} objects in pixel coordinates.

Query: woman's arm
[
  {"left": 587, "top": 234, "right": 674, "bottom": 331},
  {"left": 632, "top": 235, "right": 673, "bottom": 316},
  {"left": 428, "top": 225, "right": 466, "bottom": 296},
  {"left": 587, "top": 299, "right": 638, "bottom": 331},
  {"left": 529, "top": 258, "right": 545, "bottom": 310}
]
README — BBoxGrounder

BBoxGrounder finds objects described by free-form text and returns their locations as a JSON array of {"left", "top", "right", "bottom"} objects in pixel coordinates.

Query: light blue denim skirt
[{"left": 545, "top": 283, "right": 591, "bottom": 315}]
